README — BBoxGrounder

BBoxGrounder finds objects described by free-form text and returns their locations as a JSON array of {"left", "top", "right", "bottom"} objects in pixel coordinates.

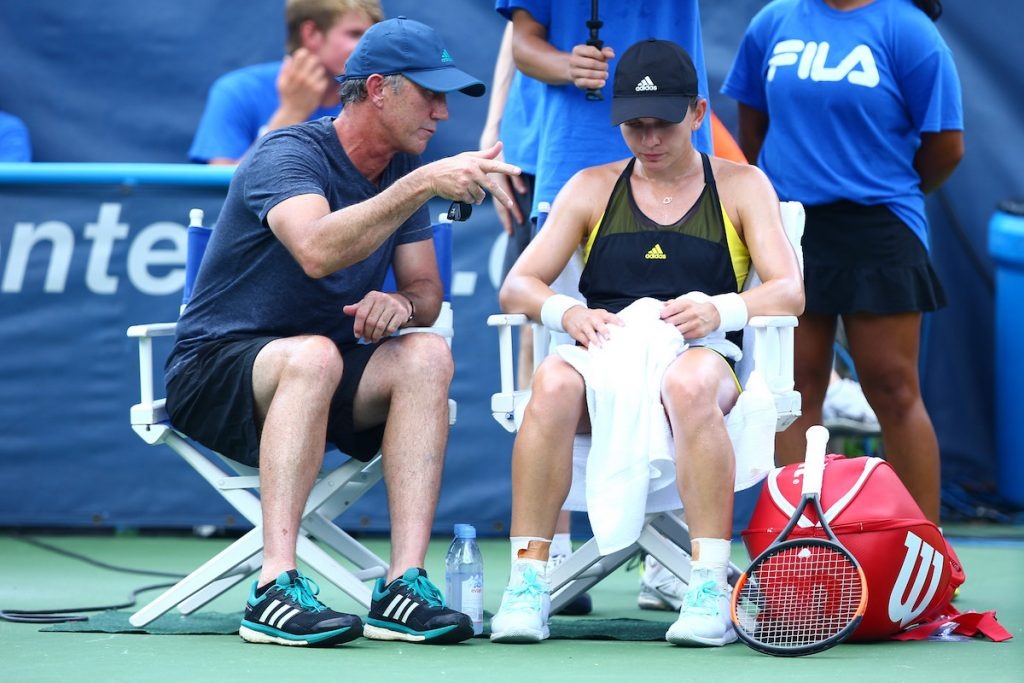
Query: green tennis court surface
[{"left": 2, "top": 532, "right": 1020, "bottom": 683}]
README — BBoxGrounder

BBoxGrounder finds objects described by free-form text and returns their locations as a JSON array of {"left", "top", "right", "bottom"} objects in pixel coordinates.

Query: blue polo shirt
[{"left": 722, "top": 0, "right": 963, "bottom": 247}]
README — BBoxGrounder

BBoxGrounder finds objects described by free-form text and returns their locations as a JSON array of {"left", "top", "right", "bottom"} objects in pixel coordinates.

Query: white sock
[
  {"left": 692, "top": 538, "right": 731, "bottom": 586},
  {"left": 550, "top": 533, "right": 572, "bottom": 559},
  {"left": 510, "top": 536, "right": 551, "bottom": 564}
]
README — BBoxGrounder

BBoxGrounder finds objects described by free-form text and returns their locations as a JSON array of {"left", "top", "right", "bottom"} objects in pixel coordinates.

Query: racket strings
[{"left": 735, "top": 542, "right": 863, "bottom": 648}]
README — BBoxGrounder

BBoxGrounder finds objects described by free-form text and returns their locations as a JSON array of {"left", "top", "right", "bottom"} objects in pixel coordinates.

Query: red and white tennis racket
[{"left": 731, "top": 425, "right": 868, "bottom": 656}]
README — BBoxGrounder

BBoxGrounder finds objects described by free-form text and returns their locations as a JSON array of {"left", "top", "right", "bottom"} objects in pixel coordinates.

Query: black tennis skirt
[{"left": 801, "top": 200, "right": 946, "bottom": 315}]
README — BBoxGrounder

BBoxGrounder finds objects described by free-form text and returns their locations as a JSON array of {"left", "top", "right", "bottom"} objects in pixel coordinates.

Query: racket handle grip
[{"left": 802, "top": 425, "right": 830, "bottom": 495}]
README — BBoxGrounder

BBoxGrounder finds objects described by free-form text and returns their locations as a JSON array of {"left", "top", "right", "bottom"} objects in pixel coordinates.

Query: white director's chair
[{"left": 127, "top": 209, "right": 456, "bottom": 627}]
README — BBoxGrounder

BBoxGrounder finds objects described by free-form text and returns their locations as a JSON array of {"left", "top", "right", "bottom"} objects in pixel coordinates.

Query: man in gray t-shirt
[{"left": 166, "top": 17, "right": 520, "bottom": 648}]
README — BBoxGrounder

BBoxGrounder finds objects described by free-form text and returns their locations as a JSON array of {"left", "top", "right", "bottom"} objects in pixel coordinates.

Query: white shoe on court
[
  {"left": 665, "top": 569, "right": 737, "bottom": 647},
  {"left": 823, "top": 378, "right": 880, "bottom": 434},
  {"left": 490, "top": 560, "right": 551, "bottom": 644},
  {"left": 637, "top": 555, "right": 687, "bottom": 612}
]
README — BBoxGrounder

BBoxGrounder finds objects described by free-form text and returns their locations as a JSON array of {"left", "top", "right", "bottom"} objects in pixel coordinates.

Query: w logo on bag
[{"left": 889, "top": 531, "right": 945, "bottom": 627}]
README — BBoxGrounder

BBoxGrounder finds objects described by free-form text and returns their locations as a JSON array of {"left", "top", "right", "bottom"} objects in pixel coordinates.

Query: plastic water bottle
[{"left": 445, "top": 523, "right": 484, "bottom": 635}]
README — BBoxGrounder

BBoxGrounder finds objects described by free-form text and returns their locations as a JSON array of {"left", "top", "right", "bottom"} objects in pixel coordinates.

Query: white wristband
[
  {"left": 710, "top": 292, "right": 748, "bottom": 332},
  {"left": 540, "top": 294, "right": 584, "bottom": 332}
]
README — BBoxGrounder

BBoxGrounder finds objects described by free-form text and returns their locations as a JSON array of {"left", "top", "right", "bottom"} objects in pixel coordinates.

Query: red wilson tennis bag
[{"left": 743, "top": 455, "right": 963, "bottom": 641}]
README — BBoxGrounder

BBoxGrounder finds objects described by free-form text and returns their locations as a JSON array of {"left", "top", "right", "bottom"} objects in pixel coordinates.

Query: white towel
[
  {"left": 556, "top": 298, "right": 684, "bottom": 554},
  {"left": 553, "top": 296, "right": 774, "bottom": 555}
]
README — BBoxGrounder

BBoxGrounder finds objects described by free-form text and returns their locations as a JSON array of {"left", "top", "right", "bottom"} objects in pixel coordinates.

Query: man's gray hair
[{"left": 339, "top": 73, "right": 405, "bottom": 104}]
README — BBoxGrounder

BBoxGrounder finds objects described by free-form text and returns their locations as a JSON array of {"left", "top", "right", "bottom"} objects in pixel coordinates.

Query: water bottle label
[{"left": 460, "top": 575, "right": 484, "bottom": 635}]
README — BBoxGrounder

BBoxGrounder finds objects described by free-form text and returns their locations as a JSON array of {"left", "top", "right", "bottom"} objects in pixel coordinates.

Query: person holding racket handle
[
  {"left": 722, "top": 0, "right": 963, "bottom": 525},
  {"left": 489, "top": 39, "right": 804, "bottom": 646}
]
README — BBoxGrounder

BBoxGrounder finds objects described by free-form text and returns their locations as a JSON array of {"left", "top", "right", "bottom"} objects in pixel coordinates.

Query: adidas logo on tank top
[{"left": 645, "top": 244, "right": 667, "bottom": 260}]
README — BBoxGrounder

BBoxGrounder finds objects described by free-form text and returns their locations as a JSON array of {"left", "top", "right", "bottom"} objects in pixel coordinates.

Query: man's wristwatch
[{"left": 395, "top": 292, "right": 415, "bottom": 323}]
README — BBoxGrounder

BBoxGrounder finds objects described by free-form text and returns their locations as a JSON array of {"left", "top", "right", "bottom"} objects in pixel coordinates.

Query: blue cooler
[{"left": 989, "top": 200, "right": 1024, "bottom": 505}]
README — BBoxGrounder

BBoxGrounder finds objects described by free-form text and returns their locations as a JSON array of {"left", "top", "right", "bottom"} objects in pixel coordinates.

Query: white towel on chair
[
  {"left": 556, "top": 298, "right": 686, "bottom": 555},
  {"left": 554, "top": 296, "right": 774, "bottom": 555}
]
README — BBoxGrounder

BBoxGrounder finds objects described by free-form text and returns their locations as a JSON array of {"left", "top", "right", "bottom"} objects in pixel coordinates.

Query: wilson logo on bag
[
  {"left": 889, "top": 531, "right": 946, "bottom": 628},
  {"left": 742, "top": 455, "right": 963, "bottom": 641}
]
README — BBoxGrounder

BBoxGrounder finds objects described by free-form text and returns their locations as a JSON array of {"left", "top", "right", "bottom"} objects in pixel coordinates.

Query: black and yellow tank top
[{"left": 579, "top": 153, "right": 750, "bottom": 316}]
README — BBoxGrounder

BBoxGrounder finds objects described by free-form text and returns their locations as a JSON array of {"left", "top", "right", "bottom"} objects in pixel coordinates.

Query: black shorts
[
  {"left": 166, "top": 336, "right": 387, "bottom": 468},
  {"left": 802, "top": 200, "right": 946, "bottom": 315}
]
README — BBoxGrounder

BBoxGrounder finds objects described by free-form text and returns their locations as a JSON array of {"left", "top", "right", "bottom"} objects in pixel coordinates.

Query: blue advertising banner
[
  {"left": 0, "top": 0, "right": 1021, "bottom": 533},
  {"left": 0, "top": 176, "right": 230, "bottom": 527},
  {"left": 0, "top": 166, "right": 516, "bottom": 533}
]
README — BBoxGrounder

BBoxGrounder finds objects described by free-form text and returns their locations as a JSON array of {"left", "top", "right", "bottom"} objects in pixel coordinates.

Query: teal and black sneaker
[
  {"left": 364, "top": 568, "right": 473, "bottom": 644},
  {"left": 239, "top": 569, "right": 363, "bottom": 647}
]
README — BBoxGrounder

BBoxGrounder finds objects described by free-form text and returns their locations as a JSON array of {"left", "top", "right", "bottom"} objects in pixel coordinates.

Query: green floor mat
[{"left": 42, "top": 610, "right": 672, "bottom": 640}]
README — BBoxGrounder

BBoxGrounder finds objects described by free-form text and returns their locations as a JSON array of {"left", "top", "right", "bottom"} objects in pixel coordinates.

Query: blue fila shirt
[{"left": 722, "top": 0, "right": 962, "bottom": 248}]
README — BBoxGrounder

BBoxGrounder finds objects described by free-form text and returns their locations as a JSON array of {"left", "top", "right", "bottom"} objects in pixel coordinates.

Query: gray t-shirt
[{"left": 167, "top": 117, "right": 432, "bottom": 381}]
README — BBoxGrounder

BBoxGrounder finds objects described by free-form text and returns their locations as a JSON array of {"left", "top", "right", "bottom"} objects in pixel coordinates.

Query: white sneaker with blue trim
[
  {"left": 665, "top": 568, "right": 737, "bottom": 647},
  {"left": 490, "top": 559, "right": 551, "bottom": 643}
]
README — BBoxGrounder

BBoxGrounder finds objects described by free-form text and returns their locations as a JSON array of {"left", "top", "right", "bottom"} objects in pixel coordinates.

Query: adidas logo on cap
[{"left": 635, "top": 76, "right": 658, "bottom": 92}]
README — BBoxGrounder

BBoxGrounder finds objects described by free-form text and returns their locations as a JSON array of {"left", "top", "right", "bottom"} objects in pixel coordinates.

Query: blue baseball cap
[{"left": 338, "top": 17, "right": 485, "bottom": 97}]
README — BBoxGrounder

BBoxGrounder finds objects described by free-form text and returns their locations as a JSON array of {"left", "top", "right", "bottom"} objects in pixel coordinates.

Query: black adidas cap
[{"left": 611, "top": 39, "right": 699, "bottom": 126}]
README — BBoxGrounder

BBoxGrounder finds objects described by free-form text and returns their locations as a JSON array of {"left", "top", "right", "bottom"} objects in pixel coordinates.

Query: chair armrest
[
  {"left": 400, "top": 325, "right": 454, "bottom": 339},
  {"left": 127, "top": 322, "right": 178, "bottom": 338},
  {"left": 746, "top": 317, "right": 796, "bottom": 393},
  {"left": 487, "top": 313, "right": 530, "bottom": 327},
  {"left": 487, "top": 313, "right": 543, "bottom": 432},
  {"left": 747, "top": 315, "right": 798, "bottom": 328},
  {"left": 400, "top": 302, "right": 454, "bottom": 346},
  {"left": 487, "top": 313, "right": 533, "bottom": 398},
  {"left": 126, "top": 322, "right": 177, "bottom": 413}
]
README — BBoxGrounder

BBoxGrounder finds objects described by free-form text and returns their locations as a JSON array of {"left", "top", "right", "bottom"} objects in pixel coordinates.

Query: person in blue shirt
[
  {"left": 188, "top": 0, "right": 381, "bottom": 164},
  {"left": 0, "top": 110, "right": 31, "bottom": 162},
  {"left": 723, "top": 0, "right": 963, "bottom": 524}
]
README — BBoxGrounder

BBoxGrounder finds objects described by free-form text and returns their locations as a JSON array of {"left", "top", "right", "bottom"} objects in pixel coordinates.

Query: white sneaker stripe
[
  {"left": 397, "top": 600, "right": 419, "bottom": 624},
  {"left": 258, "top": 599, "right": 283, "bottom": 624},
  {"left": 267, "top": 603, "right": 293, "bottom": 628},
  {"left": 382, "top": 594, "right": 406, "bottom": 618},
  {"left": 275, "top": 608, "right": 301, "bottom": 629}
]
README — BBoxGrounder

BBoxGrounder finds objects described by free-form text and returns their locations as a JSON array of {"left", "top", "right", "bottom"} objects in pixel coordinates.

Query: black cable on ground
[{"left": 0, "top": 534, "right": 185, "bottom": 624}]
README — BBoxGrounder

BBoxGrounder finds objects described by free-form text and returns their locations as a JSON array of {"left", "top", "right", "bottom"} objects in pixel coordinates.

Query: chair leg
[
  {"left": 312, "top": 460, "right": 384, "bottom": 521},
  {"left": 640, "top": 512, "right": 741, "bottom": 586},
  {"left": 294, "top": 535, "right": 374, "bottom": 608},
  {"left": 548, "top": 539, "right": 639, "bottom": 614},
  {"left": 129, "top": 527, "right": 264, "bottom": 627},
  {"left": 302, "top": 512, "right": 388, "bottom": 580},
  {"left": 637, "top": 522, "right": 695, "bottom": 589},
  {"left": 176, "top": 554, "right": 263, "bottom": 615},
  {"left": 542, "top": 511, "right": 743, "bottom": 616}
]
